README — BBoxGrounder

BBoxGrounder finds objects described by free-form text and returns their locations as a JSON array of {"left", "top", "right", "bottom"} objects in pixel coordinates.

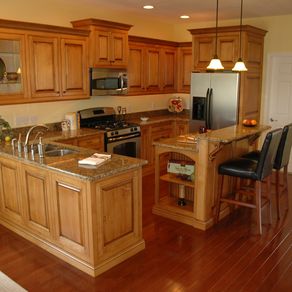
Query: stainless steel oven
[
  {"left": 106, "top": 133, "right": 141, "bottom": 158},
  {"left": 78, "top": 107, "right": 141, "bottom": 158}
]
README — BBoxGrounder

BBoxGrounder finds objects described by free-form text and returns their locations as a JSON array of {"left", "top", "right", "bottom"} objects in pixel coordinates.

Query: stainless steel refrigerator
[{"left": 189, "top": 72, "right": 240, "bottom": 132}]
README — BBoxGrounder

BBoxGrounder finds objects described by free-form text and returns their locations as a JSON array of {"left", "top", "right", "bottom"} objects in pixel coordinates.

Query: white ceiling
[{"left": 81, "top": 0, "right": 292, "bottom": 23}]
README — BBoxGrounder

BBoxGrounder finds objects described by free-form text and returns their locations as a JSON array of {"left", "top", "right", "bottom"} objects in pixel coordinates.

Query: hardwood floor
[{"left": 0, "top": 173, "right": 291, "bottom": 292}]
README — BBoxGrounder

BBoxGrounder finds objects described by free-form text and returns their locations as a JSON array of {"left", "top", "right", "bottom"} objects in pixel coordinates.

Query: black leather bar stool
[
  {"left": 242, "top": 123, "right": 292, "bottom": 219},
  {"left": 215, "top": 128, "right": 282, "bottom": 234}
]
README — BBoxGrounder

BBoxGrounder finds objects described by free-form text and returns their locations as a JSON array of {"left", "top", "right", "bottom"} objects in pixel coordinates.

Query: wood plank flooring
[{"left": 0, "top": 173, "right": 291, "bottom": 292}]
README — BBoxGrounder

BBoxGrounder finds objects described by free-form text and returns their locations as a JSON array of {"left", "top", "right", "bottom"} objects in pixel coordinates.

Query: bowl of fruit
[{"left": 242, "top": 119, "right": 257, "bottom": 127}]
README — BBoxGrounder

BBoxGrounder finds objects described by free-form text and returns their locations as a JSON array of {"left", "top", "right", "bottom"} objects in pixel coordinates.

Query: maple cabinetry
[
  {"left": 140, "top": 121, "right": 175, "bottom": 175},
  {"left": 58, "top": 133, "right": 104, "bottom": 152},
  {"left": 28, "top": 34, "right": 88, "bottom": 101},
  {"left": 189, "top": 25, "right": 267, "bottom": 122},
  {"left": 0, "top": 156, "right": 23, "bottom": 224},
  {"left": 71, "top": 18, "right": 132, "bottom": 68},
  {"left": 0, "top": 19, "right": 89, "bottom": 104},
  {"left": 177, "top": 43, "right": 192, "bottom": 93},
  {"left": 0, "top": 31, "right": 29, "bottom": 104},
  {"left": 128, "top": 37, "right": 177, "bottom": 94}
]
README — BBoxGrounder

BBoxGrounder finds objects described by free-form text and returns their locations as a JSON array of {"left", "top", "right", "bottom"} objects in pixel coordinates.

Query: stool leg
[
  {"left": 266, "top": 176, "right": 272, "bottom": 224},
  {"left": 255, "top": 181, "right": 262, "bottom": 235},
  {"left": 215, "top": 174, "right": 224, "bottom": 224},
  {"left": 284, "top": 165, "right": 289, "bottom": 211},
  {"left": 275, "top": 169, "right": 280, "bottom": 219}
]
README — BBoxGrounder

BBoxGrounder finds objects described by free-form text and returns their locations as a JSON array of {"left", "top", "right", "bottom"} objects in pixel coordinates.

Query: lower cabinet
[
  {"left": 0, "top": 155, "right": 144, "bottom": 277},
  {"left": 59, "top": 133, "right": 104, "bottom": 152},
  {"left": 0, "top": 157, "right": 23, "bottom": 225},
  {"left": 21, "top": 164, "right": 53, "bottom": 240},
  {"left": 50, "top": 172, "right": 92, "bottom": 262},
  {"left": 141, "top": 119, "right": 189, "bottom": 175}
]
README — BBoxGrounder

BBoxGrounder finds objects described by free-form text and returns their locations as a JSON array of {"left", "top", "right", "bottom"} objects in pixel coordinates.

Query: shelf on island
[
  {"left": 160, "top": 173, "right": 195, "bottom": 188},
  {"left": 157, "top": 195, "right": 194, "bottom": 214}
]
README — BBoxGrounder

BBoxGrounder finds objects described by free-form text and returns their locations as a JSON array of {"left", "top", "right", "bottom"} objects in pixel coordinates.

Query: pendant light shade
[
  {"left": 232, "top": 0, "right": 248, "bottom": 71},
  {"left": 207, "top": 0, "right": 224, "bottom": 70}
]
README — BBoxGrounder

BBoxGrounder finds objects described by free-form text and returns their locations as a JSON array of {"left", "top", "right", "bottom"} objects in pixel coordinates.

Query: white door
[{"left": 264, "top": 53, "right": 292, "bottom": 172}]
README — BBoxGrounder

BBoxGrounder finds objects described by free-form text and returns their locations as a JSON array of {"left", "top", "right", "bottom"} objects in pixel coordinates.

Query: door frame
[{"left": 262, "top": 52, "right": 292, "bottom": 124}]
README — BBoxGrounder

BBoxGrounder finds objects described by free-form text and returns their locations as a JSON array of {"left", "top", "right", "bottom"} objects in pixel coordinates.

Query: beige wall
[{"left": 1, "top": 1, "right": 292, "bottom": 127}]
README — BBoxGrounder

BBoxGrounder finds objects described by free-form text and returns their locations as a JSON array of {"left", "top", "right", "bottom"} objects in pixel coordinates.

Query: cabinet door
[
  {"left": 145, "top": 47, "right": 161, "bottom": 92},
  {"left": 217, "top": 33, "right": 239, "bottom": 69},
  {"left": 128, "top": 43, "right": 145, "bottom": 93},
  {"left": 175, "top": 120, "right": 189, "bottom": 136},
  {"left": 150, "top": 122, "right": 175, "bottom": 165},
  {"left": 111, "top": 31, "right": 128, "bottom": 67},
  {"left": 76, "top": 134, "right": 104, "bottom": 152},
  {"left": 50, "top": 173, "right": 91, "bottom": 261},
  {"left": 94, "top": 29, "right": 128, "bottom": 67},
  {"left": 21, "top": 164, "right": 53, "bottom": 240},
  {"left": 0, "top": 32, "right": 28, "bottom": 104},
  {"left": 0, "top": 157, "right": 23, "bottom": 224},
  {"left": 177, "top": 46, "right": 192, "bottom": 93},
  {"left": 28, "top": 35, "right": 60, "bottom": 98},
  {"left": 60, "top": 37, "right": 88, "bottom": 98},
  {"left": 95, "top": 170, "right": 143, "bottom": 261},
  {"left": 161, "top": 47, "right": 177, "bottom": 92},
  {"left": 193, "top": 36, "right": 215, "bottom": 71}
]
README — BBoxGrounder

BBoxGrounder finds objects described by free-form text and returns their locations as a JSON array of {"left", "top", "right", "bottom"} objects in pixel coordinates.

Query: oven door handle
[{"left": 107, "top": 133, "right": 140, "bottom": 142}]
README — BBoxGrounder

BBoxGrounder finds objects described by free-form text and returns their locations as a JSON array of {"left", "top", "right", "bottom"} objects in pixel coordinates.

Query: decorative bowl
[{"left": 140, "top": 117, "right": 149, "bottom": 122}]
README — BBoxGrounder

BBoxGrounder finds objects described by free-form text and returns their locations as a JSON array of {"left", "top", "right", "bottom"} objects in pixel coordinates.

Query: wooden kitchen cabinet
[
  {"left": 71, "top": 19, "right": 132, "bottom": 68},
  {"left": 175, "top": 119, "right": 189, "bottom": 136},
  {"left": 0, "top": 19, "right": 90, "bottom": 104},
  {"left": 28, "top": 34, "right": 88, "bottom": 100},
  {"left": 0, "top": 156, "right": 24, "bottom": 225},
  {"left": 140, "top": 121, "right": 175, "bottom": 175},
  {"left": 189, "top": 25, "right": 267, "bottom": 122},
  {"left": 0, "top": 31, "right": 29, "bottom": 104},
  {"left": 177, "top": 43, "right": 192, "bottom": 93},
  {"left": 21, "top": 163, "right": 53, "bottom": 240},
  {"left": 59, "top": 133, "right": 104, "bottom": 152},
  {"left": 128, "top": 37, "right": 177, "bottom": 94},
  {"left": 50, "top": 172, "right": 91, "bottom": 262}
]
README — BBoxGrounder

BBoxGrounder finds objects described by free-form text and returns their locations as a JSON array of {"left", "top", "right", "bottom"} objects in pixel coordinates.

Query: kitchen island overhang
[
  {"left": 152, "top": 124, "right": 271, "bottom": 230},
  {"left": 0, "top": 139, "right": 147, "bottom": 277}
]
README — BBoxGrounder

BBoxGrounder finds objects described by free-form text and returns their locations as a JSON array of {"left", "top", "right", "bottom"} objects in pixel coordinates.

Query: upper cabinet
[
  {"left": 0, "top": 31, "right": 29, "bottom": 104},
  {"left": 128, "top": 36, "right": 177, "bottom": 95},
  {"left": 189, "top": 25, "right": 267, "bottom": 122},
  {"left": 28, "top": 34, "right": 88, "bottom": 101},
  {"left": 177, "top": 43, "right": 192, "bottom": 93},
  {"left": 0, "top": 19, "right": 89, "bottom": 105},
  {"left": 71, "top": 19, "right": 132, "bottom": 68}
]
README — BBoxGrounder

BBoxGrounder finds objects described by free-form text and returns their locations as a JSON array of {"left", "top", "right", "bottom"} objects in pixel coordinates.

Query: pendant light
[
  {"left": 207, "top": 0, "right": 224, "bottom": 70},
  {"left": 232, "top": 0, "right": 248, "bottom": 71}
]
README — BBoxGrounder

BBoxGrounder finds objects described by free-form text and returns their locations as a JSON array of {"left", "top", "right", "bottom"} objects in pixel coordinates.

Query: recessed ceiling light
[
  {"left": 143, "top": 5, "right": 154, "bottom": 10},
  {"left": 180, "top": 15, "right": 190, "bottom": 19}
]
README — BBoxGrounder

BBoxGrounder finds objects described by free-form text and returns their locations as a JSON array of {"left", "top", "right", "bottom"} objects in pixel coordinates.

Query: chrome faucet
[{"left": 24, "top": 124, "right": 49, "bottom": 153}]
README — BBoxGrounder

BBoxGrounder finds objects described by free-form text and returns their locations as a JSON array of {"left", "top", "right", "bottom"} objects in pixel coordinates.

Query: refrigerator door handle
[
  {"left": 206, "top": 88, "right": 212, "bottom": 129},
  {"left": 204, "top": 88, "right": 209, "bottom": 128}
]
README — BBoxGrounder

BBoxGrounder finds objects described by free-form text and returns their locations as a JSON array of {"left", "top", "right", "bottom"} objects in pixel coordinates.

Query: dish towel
[{"left": 78, "top": 153, "right": 111, "bottom": 166}]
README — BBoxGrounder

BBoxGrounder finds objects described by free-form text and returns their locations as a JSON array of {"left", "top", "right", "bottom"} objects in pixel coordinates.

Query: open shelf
[
  {"left": 157, "top": 195, "right": 194, "bottom": 214},
  {"left": 160, "top": 173, "right": 195, "bottom": 188}
]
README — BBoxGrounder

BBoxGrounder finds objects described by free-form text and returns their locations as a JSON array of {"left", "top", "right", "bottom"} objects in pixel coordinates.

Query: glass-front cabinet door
[{"left": 0, "top": 32, "right": 27, "bottom": 104}]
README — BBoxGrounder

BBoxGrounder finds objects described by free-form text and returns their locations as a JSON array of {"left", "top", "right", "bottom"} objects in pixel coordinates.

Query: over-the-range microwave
[{"left": 90, "top": 68, "right": 128, "bottom": 96}]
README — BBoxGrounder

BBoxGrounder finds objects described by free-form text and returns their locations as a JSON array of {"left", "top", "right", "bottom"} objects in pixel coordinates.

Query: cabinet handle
[{"left": 63, "top": 91, "right": 66, "bottom": 94}]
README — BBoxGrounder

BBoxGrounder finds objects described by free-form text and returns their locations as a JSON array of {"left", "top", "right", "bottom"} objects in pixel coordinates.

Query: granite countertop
[
  {"left": 128, "top": 112, "right": 189, "bottom": 126},
  {"left": 0, "top": 129, "right": 147, "bottom": 182},
  {"left": 153, "top": 124, "right": 271, "bottom": 151}
]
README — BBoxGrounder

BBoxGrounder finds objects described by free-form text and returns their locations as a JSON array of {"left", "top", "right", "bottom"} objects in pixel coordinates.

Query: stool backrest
[
  {"left": 274, "top": 123, "right": 292, "bottom": 170},
  {"left": 256, "top": 128, "right": 282, "bottom": 180}
]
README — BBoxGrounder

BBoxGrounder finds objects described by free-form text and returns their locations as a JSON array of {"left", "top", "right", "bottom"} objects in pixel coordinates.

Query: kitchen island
[
  {"left": 0, "top": 137, "right": 146, "bottom": 277},
  {"left": 153, "top": 124, "right": 270, "bottom": 230}
]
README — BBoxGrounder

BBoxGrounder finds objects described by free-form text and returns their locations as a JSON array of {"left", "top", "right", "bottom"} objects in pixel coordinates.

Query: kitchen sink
[{"left": 45, "top": 148, "right": 78, "bottom": 157}]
